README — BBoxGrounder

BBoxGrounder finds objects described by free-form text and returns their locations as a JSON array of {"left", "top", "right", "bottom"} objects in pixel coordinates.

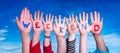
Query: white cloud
[
  {"left": 0, "top": 42, "right": 22, "bottom": 53},
  {"left": 75, "top": 32, "right": 120, "bottom": 53},
  {"left": 0, "top": 29, "right": 8, "bottom": 41},
  {"left": 103, "top": 33, "right": 120, "bottom": 46},
  {"left": 0, "top": 29, "right": 8, "bottom": 34},
  {"left": 0, "top": 37, "right": 6, "bottom": 41}
]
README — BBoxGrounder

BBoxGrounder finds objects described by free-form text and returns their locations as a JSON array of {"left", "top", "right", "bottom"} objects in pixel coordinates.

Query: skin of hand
[
  {"left": 53, "top": 15, "right": 67, "bottom": 53},
  {"left": 32, "top": 11, "right": 44, "bottom": 47},
  {"left": 16, "top": 7, "right": 32, "bottom": 53},
  {"left": 65, "top": 14, "right": 77, "bottom": 41},
  {"left": 42, "top": 13, "right": 54, "bottom": 46},
  {"left": 76, "top": 12, "right": 92, "bottom": 53},
  {"left": 90, "top": 11, "right": 107, "bottom": 51}
]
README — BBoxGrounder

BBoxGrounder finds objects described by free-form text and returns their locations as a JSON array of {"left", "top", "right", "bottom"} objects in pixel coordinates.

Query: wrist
[
  {"left": 33, "top": 32, "right": 41, "bottom": 36},
  {"left": 93, "top": 33, "right": 101, "bottom": 36},
  {"left": 34, "top": 30, "right": 41, "bottom": 34},
  {"left": 57, "top": 36, "right": 66, "bottom": 40},
  {"left": 68, "top": 34, "right": 75, "bottom": 41},
  {"left": 80, "top": 34, "right": 87, "bottom": 38},
  {"left": 21, "top": 32, "right": 30, "bottom": 38},
  {"left": 45, "top": 32, "right": 51, "bottom": 36},
  {"left": 93, "top": 34, "right": 102, "bottom": 38}
]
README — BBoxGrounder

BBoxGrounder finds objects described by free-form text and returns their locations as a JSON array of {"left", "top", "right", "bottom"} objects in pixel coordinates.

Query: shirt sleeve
[
  {"left": 89, "top": 47, "right": 109, "bottom": 53},
  {"left": 43, "top": 41, "right": 54, "bottom": 53},
  {"left": 66, "top": 38, "right": 76, "bottom": 53},
  {"left": 30, "top": 40, "right": 41, "bottom": 53}
]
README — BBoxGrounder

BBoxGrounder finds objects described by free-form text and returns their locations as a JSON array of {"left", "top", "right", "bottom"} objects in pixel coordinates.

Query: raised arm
[
  {"left": 53, "top": 15, "right": 67, "bottom": 53},
  {"left": 16, "top": 7, "right": 32, "bottom": 53},
  {"left": 43, "top": 14, "right": 54, "bottom": 53},
  {"left": 65, "top": 14, "right": 77, "bottom": 53},
  {"left": 90, "top": 11, "right": 107, "bottom": 52},
  {"left": 76, "top": 12, "right": 92, "bottom": 53},
  {"left": 31, "top": 11, "right": 43, "bottom": 53}
]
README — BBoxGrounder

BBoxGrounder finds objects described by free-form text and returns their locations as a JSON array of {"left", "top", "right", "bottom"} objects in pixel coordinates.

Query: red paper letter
[
  {"left": 94, "top": 25, "right": 100, "bottom": 32},
  {"left": 70, "top": 25, "right": 74, "bottom": 30},
  {"left": 46, "top": 24, "right": 50, "bottom": 29},
  {"left": 35, "top": 22, "right": 40, "bottom": 28}
]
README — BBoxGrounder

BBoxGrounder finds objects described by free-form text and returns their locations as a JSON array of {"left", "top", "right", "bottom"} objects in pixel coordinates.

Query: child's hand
[
  {"left": 53, "top": 15, "right": 67, "bottom": 37},
  {"left": 43, "top": 14, "right": 53, "bottom": 36},
  {"left": 76, "top": 12, "right": 92, "bottom": 36},
  {"left": 65, "top": 14, "right": 77, "bottom": 41},
  {"left": 33, "top": 11, "right": 43, "bottom": 33},
  {"left": 16, "top": 7, "right": 32, "bottom": 33},
  {"left": 66, "top": 14, "right": 77, "bottom": 35},
  {"left": 90, "top": 11, "right": 103, "bottom": 35}
]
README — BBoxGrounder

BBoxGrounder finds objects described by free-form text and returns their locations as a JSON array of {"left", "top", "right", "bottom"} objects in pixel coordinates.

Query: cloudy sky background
[{"left": 0, "top": 0, "right": 120, "bottom": 53}]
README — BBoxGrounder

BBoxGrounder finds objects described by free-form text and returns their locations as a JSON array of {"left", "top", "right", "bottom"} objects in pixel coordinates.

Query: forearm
[
  {"left": 80, "top": 35, "right": 87, "bottom": 53},
  {"left": 32, "top": 32, "right": 41, "bottom": 47},
  {"left": 68, "top": 34, "right": 75, "bottom": 41},
  {"left": 67, "top": 34, "right": 76, "bottom": 53},
  {"left": 57, "top": 36, "right": 66, "bottom": 53},
  {"left": 44, "top": 33, "right": 50, "bottom": 46},
  {"left": 21, "top": 32, "right": 30, "bottom": 53},
  {"left": 93, "top": 34, "right": 107, "bottom": 51}
]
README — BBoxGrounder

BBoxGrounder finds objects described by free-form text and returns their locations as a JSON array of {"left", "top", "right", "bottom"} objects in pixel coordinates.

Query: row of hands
[{"left": 16, "top": 8, "right": 103, "bottom": 38}]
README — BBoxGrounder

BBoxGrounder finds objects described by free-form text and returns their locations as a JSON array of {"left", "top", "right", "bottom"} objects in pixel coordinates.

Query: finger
[
  {"left": 34, "top": 11, "right": 37, "bottom": 20},
  {"left": 41, "top": 14, "right": 45, "bottom": 24},
  {"left": 65, "top": 17, "right": 68, "bottom": 25},
  {"left": 72, "top": 14, "right": 74, "bottom": 22},
  {"left": 51, "top": 15, "right": 54, "bottom": 23},
  {"left": 59, "top": 15, "right": 61, "bottom": 24},
  {"left": 94, "top": 11, "right": 97, "bottom": 22},
  {"left": 90, "top": 12, "right": 94, "bottom": 23},
  {"left": 79, "top": 13, "right": 82, "bottom": 22},
  {"left": 20, "top": 9, "right": 25, "bottom": 20},
  {"left": 55, "top": 16, "right": 58, "bottom": 24},
  {"left": 101, "top": 18, "right": 103, "bottom": 25},
  {"left": 37, "top": 10, "right": 40, "bottom": 20},
  {"left": 75, "top": 15, "right": 79, "bottom": 24},
  {"left": 30, "top": 14, "right": 33, "bottom": 22},
  {"left": 82, "top": 12, "right": 85, "bottom": 22},
  {"left": 46, "top": 14, "right": 48, "bottom": 22},
  {"left": 62, "top": 17, "right": 66, "bottom": 25},
  {"left": 98, "top": 12, "right": 100, "bottom": 22},
  {"left": 86, "top": 13, "right": 88, "bottom": 23},
  {"left": 49, "top": 13, "right": 51, "bottom": 21},
  {"left": 40, "top": 12, "right": 43, "bottom": 21},
  {"left": 27, "top": 9, "right": 30, "bottom": 19},
  {"left": 69, "top": 15, "right": 71, "bottom": 23},
  {"left": 24, "top": 7, "right": 27, "bottom": 19},
  {"left": 16, "top": 16, "right": 20, "bottom": 24}
]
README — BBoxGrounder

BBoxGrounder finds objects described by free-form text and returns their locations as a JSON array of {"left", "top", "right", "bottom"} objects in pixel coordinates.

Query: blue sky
[{"left": 0, "top": 0, "right": 120, "bottom": 53}]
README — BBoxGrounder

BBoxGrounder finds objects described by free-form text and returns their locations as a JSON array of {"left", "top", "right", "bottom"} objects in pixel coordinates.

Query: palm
[
  {"left": 16, "top": 8, "right": 32, "bottom": 33},
  {"left": 44, "top": 22, "right": 52, "bottom": 32},
  {"left": 54, "top": 24, "right": 66, "bottom": 37},
  {"left": 78, "top": 22, "right": 91, "bottom": 35},
  {"left": 33, "top": 20, "right": 43, "bottom": 32}
]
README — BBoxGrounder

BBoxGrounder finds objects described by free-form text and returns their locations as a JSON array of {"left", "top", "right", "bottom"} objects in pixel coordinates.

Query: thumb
[{"left": 16, "top": 16, "right": 20, "bottom": 25}]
